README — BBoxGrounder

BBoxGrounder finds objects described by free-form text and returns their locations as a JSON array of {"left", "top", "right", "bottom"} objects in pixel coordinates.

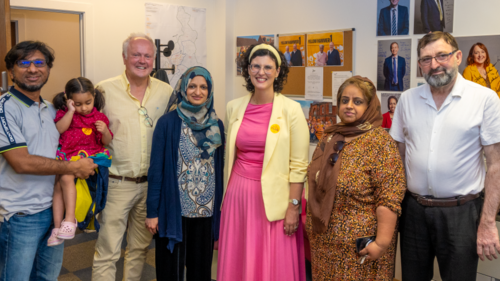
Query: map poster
[
  {"left": 306, "top": 32, "right": 344, "bottom": 67},
  {"left": 145, "top": 3, "right": 207, "bottom": 87},
  {"left": 236, "top": 35, "right": 274, "bottom": 75}
]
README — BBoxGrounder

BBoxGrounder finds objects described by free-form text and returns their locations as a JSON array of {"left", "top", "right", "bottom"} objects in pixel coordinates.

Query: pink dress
[{"left": 217, "top": 103, "right": 306, "bottom": 281}]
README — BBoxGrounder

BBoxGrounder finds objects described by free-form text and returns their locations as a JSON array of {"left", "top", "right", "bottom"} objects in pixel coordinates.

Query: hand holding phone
[
  {"left": 356, "top": 236, "right": 387, "bottom": 263},
  {"left": 356, "top": 236, "right": 375, "bottom": 264}
]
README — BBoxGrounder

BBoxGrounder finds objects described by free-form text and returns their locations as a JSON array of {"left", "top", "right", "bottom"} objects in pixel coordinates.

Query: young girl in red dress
[{"left": 47, "top": 77, "right": 113, "bottom": 246}]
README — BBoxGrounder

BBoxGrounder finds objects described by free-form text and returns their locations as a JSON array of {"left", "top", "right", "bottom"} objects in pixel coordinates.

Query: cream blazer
[{"left": 223, "top": 93, "right": 310, "bottom": 221}]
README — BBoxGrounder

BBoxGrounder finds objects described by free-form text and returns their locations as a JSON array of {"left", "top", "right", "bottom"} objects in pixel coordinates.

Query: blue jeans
[{"left": 0, "top": 208, "right": 63, "bottom": 281}]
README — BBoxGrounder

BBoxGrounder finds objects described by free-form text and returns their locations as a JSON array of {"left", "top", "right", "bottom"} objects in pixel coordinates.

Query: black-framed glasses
[
  {"left": 138, "top": 106, "right": 153, "bottom": 127},
  {"left": 16, "top": 59, "right": 47, "bottom": 68},
  {"left": 249, "top": 64, "right": 275, "bottom": 75},
  {"left": 418, "top": 50, "right": 458, "bottom": 66},
  {"left": 329, "top": 141, "right": 345, "bottom": 166}
]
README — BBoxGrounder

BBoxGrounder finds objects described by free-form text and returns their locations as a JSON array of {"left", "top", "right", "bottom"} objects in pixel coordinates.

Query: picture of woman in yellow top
[{"left": 462, "top": 43, "right": 500, "bottom": 98}]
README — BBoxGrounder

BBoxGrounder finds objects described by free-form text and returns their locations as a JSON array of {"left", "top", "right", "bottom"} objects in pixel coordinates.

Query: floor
[{"left": 58, "top": 231, "right": 218, "bottom": 281}]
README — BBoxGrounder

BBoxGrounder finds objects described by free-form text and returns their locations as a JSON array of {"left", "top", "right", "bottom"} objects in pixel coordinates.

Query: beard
[
  {"left": 423, "top": 65, "right": 458, "bottom": 88},
  {"left": 11, "top": 73, "right": 49, "bottom": 92}
]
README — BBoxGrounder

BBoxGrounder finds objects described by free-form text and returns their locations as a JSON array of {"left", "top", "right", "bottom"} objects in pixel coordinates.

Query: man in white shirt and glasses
[
  {"left": 391, "top": 31, "right": 500, "bottom": 281},
  {"left": 92, "top": 33, "right": 173, "bottom": 281}
]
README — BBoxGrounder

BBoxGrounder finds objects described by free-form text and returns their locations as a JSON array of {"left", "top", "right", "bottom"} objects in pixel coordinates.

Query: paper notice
[
  {"left": 305, "top": 67, "right": 323, "bottom": 101},
  {"left": 331, "top": 71, "right": 353, "bottom": 105}
]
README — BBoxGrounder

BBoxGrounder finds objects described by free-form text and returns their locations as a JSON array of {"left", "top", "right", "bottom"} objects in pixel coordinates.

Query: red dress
[
  {"left": 54, "top": 107, "right": 113, "bottom": 160},
  {"left": 382, "top": 111, "right": 392, "bottom": 129}
]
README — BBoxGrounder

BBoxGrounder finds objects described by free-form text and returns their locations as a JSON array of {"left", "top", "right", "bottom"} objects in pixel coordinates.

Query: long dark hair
[{"left": 53, "top": 77, "right": 105, "bottom": 111}]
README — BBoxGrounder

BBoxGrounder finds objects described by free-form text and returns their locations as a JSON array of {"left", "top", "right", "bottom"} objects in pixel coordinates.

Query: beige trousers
[{"left": 92, "top": 177, "right": 153, "bottom": 281}]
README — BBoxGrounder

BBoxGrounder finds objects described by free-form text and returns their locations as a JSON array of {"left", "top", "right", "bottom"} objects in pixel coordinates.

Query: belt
[
  {"left": 109, "top": 175, "right": 148, "bottom": 184},
  {"left": 409, "top": 192, "right": 480, "bottom": 207}
]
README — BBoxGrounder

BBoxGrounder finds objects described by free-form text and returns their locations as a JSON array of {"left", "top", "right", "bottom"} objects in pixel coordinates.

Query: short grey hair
[{"left": 122, "top": 32, "right": 157, "bottom": 58}]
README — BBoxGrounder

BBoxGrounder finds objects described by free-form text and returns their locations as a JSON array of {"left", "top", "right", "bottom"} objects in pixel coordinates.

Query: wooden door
[{"left": 0, "top": 0, "right": 11, "bottom": 93}]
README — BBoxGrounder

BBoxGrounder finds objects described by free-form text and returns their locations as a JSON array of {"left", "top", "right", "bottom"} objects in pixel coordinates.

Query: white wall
[{"left": 10, "top": 0, "right": 228, "bottom": 117}]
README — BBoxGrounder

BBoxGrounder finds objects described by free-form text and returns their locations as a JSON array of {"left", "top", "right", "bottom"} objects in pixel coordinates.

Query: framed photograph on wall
[
  {"left": 278, "top": 34, "right": 306, "bottom": 67},
  {"left": 414, "top": 0, "right": 454, "bottom": 34},
  {"left": 380, "top": 93, "right": 402, "bottom": 129},
  {"left": 377, "top": 39, "right": 412, "bottom": 92},
  {"left": 306, "top": 31, "right": 344, "bottom": 67},
  {"left": 376, "top": 0, "right": 410, "bottom": 36},
  {"left": 455, "top": 35, "right": 500, "bottom": 96}
]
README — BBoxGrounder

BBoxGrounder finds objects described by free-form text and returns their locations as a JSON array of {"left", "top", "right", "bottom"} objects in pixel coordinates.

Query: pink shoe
[
  {"left": 57, "top": 218, "right": 77, "bottom": 239},
  {"left": 47, "top": 228, "right": 64, "bottom": 246}
]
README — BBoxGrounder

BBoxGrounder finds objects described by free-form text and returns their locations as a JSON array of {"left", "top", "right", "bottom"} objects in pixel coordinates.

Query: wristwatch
[{"left": 289, "top": 199, "right": 301, "bottom": 206}]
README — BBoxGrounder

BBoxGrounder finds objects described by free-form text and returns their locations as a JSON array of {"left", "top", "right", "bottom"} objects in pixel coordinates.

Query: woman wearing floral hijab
[
  {"left": 146, "top": 66, "right": 224, "bottom": 281},
  {"left": 306, "top": 76, "right": 406, "bottom": 280}
]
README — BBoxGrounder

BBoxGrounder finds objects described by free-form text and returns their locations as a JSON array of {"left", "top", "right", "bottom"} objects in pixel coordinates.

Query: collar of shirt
[
  {"left": 8, "top": 86, "right": 46, "bottom": 108},
  {"left": 391, "top": 5, "right": 399, "bottom": 13},
  {"left": 420, "top": 74, "right": 465, "bottom": 110},
  {"left": 120, "top": 71, "right": 152, "bottom": 106}
]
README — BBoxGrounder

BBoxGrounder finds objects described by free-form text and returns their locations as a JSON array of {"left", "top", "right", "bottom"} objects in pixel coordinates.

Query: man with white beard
[{"left": 390, "top": 31, "right": 500, "bottom": 281}]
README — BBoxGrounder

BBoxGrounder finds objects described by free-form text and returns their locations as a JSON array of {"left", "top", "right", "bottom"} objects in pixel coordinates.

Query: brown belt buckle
[
  {"left": 135, "top": 177, "right": 142, "bottom": 184},
  {"left": 456, "top": 195, "right": 465, "bottom": 206},
  {"left": 416, "top": 195, "right": 430, "bottom": 205}
]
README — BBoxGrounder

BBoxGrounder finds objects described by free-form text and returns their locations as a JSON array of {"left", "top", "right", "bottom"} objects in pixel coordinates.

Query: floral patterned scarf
[{"left": 166, "top": 66, "right": 221, "bottom": 159}]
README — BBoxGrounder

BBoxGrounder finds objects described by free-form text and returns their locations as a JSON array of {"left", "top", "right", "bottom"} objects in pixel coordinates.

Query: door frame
[
  {"left": 11, "top": 0, "right": 96, "bottom": 81},
  {"left": 10, "top": 6, "right": 85, "bottom": 76}
]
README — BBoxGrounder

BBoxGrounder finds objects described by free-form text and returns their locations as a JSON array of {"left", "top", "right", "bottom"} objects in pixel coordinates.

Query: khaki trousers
[{"left": 92, "top": 177, "right": 152, "bottom": 281}]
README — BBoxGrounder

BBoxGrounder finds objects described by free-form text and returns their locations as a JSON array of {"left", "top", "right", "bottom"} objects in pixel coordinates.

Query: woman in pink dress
[{"left": 217, "top": 44, "right": 310, "bottom": 281}]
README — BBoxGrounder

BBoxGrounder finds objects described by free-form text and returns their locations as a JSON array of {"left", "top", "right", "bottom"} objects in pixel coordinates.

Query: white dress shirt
[{"left": 390, "top": 74, "right": 500, "bottom": 197}]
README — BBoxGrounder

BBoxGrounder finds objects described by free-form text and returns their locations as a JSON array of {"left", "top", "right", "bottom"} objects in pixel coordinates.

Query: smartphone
[{"left": 355, "top": 235, "right": 376, "bottom": 253}]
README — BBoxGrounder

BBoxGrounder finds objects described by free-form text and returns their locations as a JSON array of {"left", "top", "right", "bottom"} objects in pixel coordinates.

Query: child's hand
[
  {"left": 67, "top": 99, "right": 75, "bottom": 112},
  {"left": 95, "top": 120, "right": 109, "bottom": 134}
]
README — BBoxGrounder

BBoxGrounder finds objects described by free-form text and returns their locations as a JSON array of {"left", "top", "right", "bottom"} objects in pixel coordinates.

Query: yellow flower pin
[
  {"left": 270, "top": 124, "right": 280, "bottom": 134},
  {"left": 82, "top": 128, "right": 92, "bottom": 135}
]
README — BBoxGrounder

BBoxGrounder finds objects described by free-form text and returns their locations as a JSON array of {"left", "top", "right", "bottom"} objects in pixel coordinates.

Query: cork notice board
[{"left": 281, "top": 29, "right": 354, "bottom": 98}]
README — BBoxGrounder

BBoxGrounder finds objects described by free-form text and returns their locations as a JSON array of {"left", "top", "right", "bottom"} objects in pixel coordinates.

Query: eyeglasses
[
  {"left": 249, "top": 64, "right": 275, "bottom": 75},
  {"left": 138, "top": 106, "right": 153, "bottom": 127},
  {"left": 328, "top": 141, "right": 345, "bottom": 166},
  {"left": 418, "top": 50, "right": 458, "bottom": 66},
  {"left": 16, "top": 59, "right": 47, "bottom": 68}
]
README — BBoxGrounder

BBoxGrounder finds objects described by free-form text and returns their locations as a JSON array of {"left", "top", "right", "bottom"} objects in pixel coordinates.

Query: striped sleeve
[{"left": 0, "top": 95, "right": 27, "bottom": 153}]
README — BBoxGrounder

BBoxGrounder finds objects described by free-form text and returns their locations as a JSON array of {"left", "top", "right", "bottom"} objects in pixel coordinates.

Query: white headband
[{"left": 248, "top": 44, "right": 282, "bottom": 66}]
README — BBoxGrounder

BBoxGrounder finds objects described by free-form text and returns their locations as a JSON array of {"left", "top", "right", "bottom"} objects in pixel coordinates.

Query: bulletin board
[{"left": 280, "top": 29, "right": 354, "bottom": 98}]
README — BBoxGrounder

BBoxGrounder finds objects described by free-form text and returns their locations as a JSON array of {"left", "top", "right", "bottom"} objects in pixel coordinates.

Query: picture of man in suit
[
  {"left": 290, "top": 44, "right": 303, "bottom": 66},
  {"left": 383, "top": 42, "right": 406, "bottom": 91},
  {"left": 284, "top": 45, "right": 291, "bottom": 66},
  {"left": 377, "top": 0, "right": 410, "bottom": 36},
  {"left": 421, "top": 0, "right": 445, "bottom": 33},
  {"left": 326, "top": 42, "right": 341, "bottom": 66}
]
